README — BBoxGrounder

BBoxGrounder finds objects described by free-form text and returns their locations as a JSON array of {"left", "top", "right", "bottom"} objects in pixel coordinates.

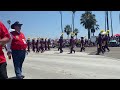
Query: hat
[{"left": 11, "top": 21, "right": 23, "bottom": 29}]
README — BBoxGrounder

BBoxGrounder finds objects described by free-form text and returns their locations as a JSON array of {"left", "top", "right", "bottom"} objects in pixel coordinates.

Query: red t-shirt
[
  {"left": 10, "top": 31, "right": 27, "bottom": 50},
  {"left": 0, "top": 21, "right": 10, "bottom": 64}
]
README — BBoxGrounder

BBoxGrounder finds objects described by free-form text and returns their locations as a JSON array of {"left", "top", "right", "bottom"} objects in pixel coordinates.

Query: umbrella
[{"left": 114, "top": 34, "right": 120, "bottom": 37}]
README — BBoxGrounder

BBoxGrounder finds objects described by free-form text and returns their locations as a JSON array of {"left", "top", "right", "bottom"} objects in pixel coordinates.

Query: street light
[{"left": 7, "top": 20, "right": 11, "bottom": 30}]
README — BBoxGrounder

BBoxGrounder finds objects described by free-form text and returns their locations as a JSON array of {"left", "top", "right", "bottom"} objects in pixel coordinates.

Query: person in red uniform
[
  {"left": 6, "top": 21, "right": 27, "bottom": 79},
  {"left": 0, "top": 21, "right": 10, "bottom": 79}
]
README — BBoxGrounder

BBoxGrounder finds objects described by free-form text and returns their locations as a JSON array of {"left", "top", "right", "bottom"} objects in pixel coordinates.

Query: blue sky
[{"left": 0, "top": 11, "right": 120, "bottom": 39}]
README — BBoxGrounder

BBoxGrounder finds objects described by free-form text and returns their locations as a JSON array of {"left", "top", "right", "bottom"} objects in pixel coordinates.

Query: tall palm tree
[
  {"left": 72, "top": 11, "right": 76, "bottom": 32},
  {"left": 73, "top": 28, "right": 79, "bottom": 39},
  {"left": 59, "top": 11, "right": 63, "bottom": 33},
  {"left": 119, "top": 13, "right": 120, "bottom": 24},
  {"left": 105, "top": 11, "right": 107, "bottom": 31},
  {"left": 106, "top": 11, "right": 109, "bottom": 30},
  {"left": 110, "top": 11, "right": 113, "bottom": 37},
  {"left": 7, "top": 20, "right": 11, "bottom": 29},
  {"left": 64, "top": 25, "right": 72, "bottom": 39},
  {"left": 80, "top": 11, "right": 97, "bottom": 39},
  {"left": 91, "top": 24, "right": 99, "bottom": 36}
]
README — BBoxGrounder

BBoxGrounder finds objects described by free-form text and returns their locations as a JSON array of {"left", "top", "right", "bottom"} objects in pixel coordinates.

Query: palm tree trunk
[
  {"left": 88, "top": 29, "right": 90, "bottom": 39},
  {"left": 105, "top": 11, "right": 107, "bottom": 31},
  {"left": 106, "top": 11, "right": 109, "bottom": 30},
  {"left": 110, "top": 11, "right": 113, "bottom": 37},
  {"left": 72, "top": 12, "right": 75, "bottom": 32},
  {"left": 119, "top": 13, "right": 120, "bottom": 24},
  {"left": 60, "top": 11, "right": 63, "bottom": 33},
  {"left": 72, "top": 13, "right": 74, "bottom": 32},
  {"left": 76, "top": 35, "right": 77, "bottom": 39},
  {"left": 93, "top": 33, "right": 94, "bottom": 36}
]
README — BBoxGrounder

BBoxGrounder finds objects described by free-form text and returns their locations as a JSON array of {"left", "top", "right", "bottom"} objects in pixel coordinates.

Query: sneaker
[
  {"left": 21, "top": 75, "right": 25, "bottom": 79},
  {"left": 16, "top": 76, "right": 23, "bottom": 79},
  {"left": 96, "top": 53, "right": 100, "bottom": 55},
  {"left": 74, "top": 51, "right": 75, "bottom": 53}
]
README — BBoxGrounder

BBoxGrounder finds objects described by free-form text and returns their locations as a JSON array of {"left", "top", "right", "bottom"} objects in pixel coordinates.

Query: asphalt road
[{"left": 5, "top": 48, "right": 120, "bottom": 79}]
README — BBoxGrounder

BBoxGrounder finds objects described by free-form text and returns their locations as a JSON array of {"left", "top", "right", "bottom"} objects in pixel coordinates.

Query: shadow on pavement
[
  {"left": 88, "top": 51, "right": 97, "bottom": 55},
  {"left": 8, "top": 76, "right": 17, "bottom": 79},
  {"left": 54, "top": 52, "right": 60, "bottom": 54}
]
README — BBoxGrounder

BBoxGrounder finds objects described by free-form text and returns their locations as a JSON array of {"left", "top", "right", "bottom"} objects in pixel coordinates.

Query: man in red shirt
[
  {"left": 7, "top": 21, "right": 27, "bottom": 79},
  {"left": 0, "top": 21, "right": 11, "bottom": 79}
]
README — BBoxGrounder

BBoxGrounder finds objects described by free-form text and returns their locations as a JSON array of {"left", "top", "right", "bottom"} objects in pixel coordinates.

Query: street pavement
[{"left": 5, "top": 48, "right": 120, "bottom": 79}]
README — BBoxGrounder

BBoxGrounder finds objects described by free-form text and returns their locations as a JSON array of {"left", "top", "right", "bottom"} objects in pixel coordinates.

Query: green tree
[
  {"left": 64, "top": 25, "right": 72, "bottom": 39},
  {"left": 73, "top": 28, "right": 79, "bottom": 39},
  {"left": 80, "top": 11, "right": 97, "bottom": 39}
]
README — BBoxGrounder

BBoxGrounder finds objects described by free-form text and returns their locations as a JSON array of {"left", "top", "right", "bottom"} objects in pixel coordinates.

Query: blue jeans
[{"left": 12, "top": 50, "right": 26, "bottom": 78}]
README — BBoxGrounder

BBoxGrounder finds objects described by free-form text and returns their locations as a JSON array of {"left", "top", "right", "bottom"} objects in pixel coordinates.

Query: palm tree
[
  {"left": 80, "top": 11, "right": 97, "bottom": 39},
  {"left": 7, "top": 20, "right": 11, "bottom": 29},
  {"left": 110, "top": 11, "right": 113, "bottom": 37},
  {"left": 73, "top": 28, "right": 79, "bottom": 39},
  {"left": 59, "top": 11, "right": 63, "bottom": 33},
  {"left": 72, "top": 11, "right": 76, "bottom": 32},
  {"left": 105, "top": 11, "right": 107, "bottom": 31},
  {"left": 91, "top": 24, "right": 99, "bottom": 36},
  {"left": 64, "top": 25, "right": 72, "bottom": 39},
  {"left": 106, "top": 11, "right": 109, "bottom": 30}
]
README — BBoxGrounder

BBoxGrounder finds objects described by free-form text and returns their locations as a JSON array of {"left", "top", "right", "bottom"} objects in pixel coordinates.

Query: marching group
[{"left": 0, "top": 20, "right": 111, "bottom": 79}]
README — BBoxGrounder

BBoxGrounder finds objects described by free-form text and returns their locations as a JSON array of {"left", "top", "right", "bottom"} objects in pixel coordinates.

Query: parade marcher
[
  {"left": 32, "top": 38, "right": 36, "bottom": 52},
  {"left": 70, "top": 36, "right": 75, "bottom": 54},
  {"left": 44, "top": 38, "right": 47, "bottom": 51},
  {"left": 27, "top": 38, "right": 31, "bottom": 52},
  {"left": 58, "top": 39, "right": 60, "bottom": 51},
  {"left": 40, "top": 38, "right": 44, "bottom": 53},
  {"left": 58, "top": 36, "right": 63, "bottom": 53},
  {"left": 96, "top": 33, "right": 104, "bottom": 55},
  {"left": 0, "top": 21, "right": 11, "bottom": 79},
  {"left": 47, "top": 39, "right": 51, "bottom": 50},
  {"left": 6, "top": 21, "right": 27, "bottom": 79},
  {"left": 36, "top": 38, "right": 40, "bottom": 53},
  {"left": 80, "top": 37, "right": 85, "bottom": 52},
  {"left": 104, "top": 35, "right": 110, "bottom": 52},
  {"left": 101, "top": 35, "right": 106, "bottom": 52}
]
